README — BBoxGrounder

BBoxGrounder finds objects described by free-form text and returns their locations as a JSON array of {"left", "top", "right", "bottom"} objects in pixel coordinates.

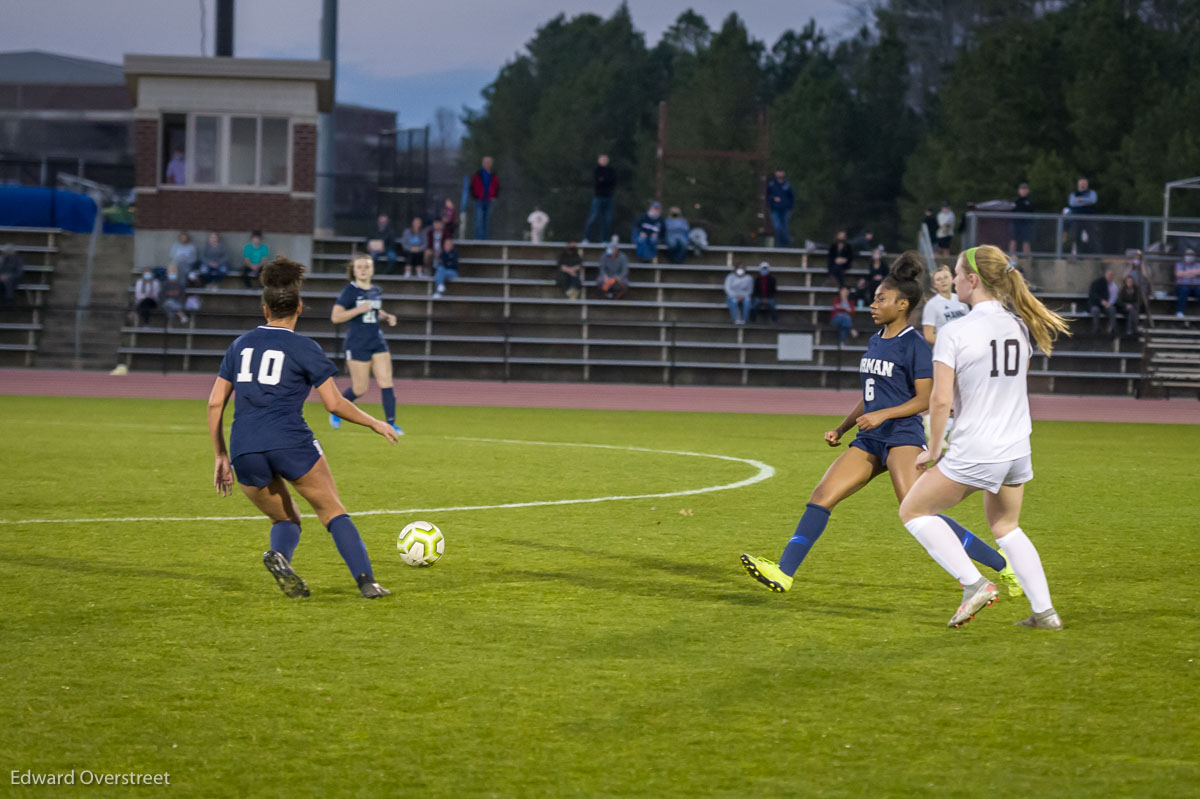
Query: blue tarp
[{"left": 0, "top": 186, "right": 98, "bottom": 233}]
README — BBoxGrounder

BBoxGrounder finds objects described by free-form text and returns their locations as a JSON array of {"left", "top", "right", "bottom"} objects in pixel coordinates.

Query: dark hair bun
[
  {"left": 260, "top": 257, "right": 305, "bottom": 288},
  {"left": 889, "top": 251, "right": 924, "bottom": 283}
]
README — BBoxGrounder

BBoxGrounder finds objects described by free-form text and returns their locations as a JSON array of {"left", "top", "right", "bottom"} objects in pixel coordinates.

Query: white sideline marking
[{"left": 0, "top": 436, "right": 775, "bottom": 526}]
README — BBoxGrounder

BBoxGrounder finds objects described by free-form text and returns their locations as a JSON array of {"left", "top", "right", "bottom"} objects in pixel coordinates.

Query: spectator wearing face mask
[
  {"left": 724, "top": 263, "right": 753, "bottom": 325},
  {"left": 597, "top": 239, "right": 630, "bottom": 299},
  {"left": 1176, "top": 248, "right": 1200, "bottom": 318},
  {"left": 133, "top": 269, "right": 160, "bottom": 325},
  {"left": 161, "top": 262, "right": 189, "bottom": 324},
  {"left": 749, "top": 261, "right": 777, "bottom": 323}
]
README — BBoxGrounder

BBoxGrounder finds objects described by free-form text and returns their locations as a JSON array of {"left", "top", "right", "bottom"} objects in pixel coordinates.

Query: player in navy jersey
[
  {"left": 329, "top": 255, "right": 402, "bottom": 434},
  {"left": 207, "top": 258, "right": 400, "bottom": 599},
  {"left": 741, "top": 252, "right": 1020, "bottom": 595}
]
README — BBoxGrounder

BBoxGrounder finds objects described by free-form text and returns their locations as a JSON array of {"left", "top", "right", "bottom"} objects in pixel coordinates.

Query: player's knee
[{"left": 808, "top": 487, "right": 838, "bottom": 509}]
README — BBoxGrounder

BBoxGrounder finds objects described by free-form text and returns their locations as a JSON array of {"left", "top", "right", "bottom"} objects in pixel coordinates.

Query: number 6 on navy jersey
[{"left": 236, "top": 347, "right": 286, "bottom": 385}]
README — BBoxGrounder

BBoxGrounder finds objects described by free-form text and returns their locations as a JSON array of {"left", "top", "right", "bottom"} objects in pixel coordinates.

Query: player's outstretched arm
[
  {"left": 207, "top": 376, "right": 235, "bottom": 496},
  {"left": 857, "top": 378, "right": 932, "bottom": 432},
  {"left": 315, "top": 377, "right": 399, "bottom": 444}
]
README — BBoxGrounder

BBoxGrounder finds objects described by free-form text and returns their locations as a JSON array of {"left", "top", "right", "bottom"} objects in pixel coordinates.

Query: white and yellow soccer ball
[{"left": 397, "top": 521, "right": 445, "bottom": 567}]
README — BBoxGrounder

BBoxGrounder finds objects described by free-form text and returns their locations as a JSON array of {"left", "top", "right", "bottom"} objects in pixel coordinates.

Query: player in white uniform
[
  {"left": 921, "top": 265, "right": 969, "bottom": 345},
  {"left": 898, "top": 244, "right": 1070, "bottom": 629}
]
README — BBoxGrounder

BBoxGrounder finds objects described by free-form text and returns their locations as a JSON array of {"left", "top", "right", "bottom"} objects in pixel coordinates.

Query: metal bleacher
[{"left": 0, "top": 228, "right": 59, "bottom": 367}]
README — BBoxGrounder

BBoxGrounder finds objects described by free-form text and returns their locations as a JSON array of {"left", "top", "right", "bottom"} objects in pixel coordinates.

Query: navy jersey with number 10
[
  {"left": 856, "top": 325, "right": 933, "bottom": 442},
  {"left": 217, "top": 326, "right": 339, "bottom": 459}
]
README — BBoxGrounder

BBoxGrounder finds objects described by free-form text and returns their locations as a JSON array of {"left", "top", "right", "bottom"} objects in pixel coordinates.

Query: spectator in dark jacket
[
  {"left": 634, "top": 202, "right": 665, "bottom": 261},
  {"left": 766, "top": 169, "right": 795, "bottom": 247},
  {"left": 583, "top": 154, "right": 616, "bottom": 243},
  {"left": 423, "top": 219, "right": 447, "bottom": 276},
  {"left": 557, "top": 242, "right": 584, "bottom": 300},
  {"left": 1009, "top": 183, "right": 1034, "bottom": 254},
  {"left": 365, "top": 214, "right": 397, "bottom": 274},
  {"left": 470, "top": 156, "right": 499, "bottom": 239},
  {"left": 922, "top": 208, "right": 938, "bottom": 249},
  {"left": 827, "top": 230, "right": 853, "bottom": 288},
  {"left": 1116, "top": 274, "right": 1142, "bottom": 336},
  {"left": 1068, "top": 177, "right": 1098, "bottom": 253},
  {"left": 749, "top": 261, "right": 778, "bottom": 323},
  {"left": 0, "top": 244, "right": 25, "bottom": 305},
  {"left": 1088, "top": 267, "right": 1117, "bottom": 335},
  {"left": 432, "top": 238, "right": 459, "bottom": 298}
]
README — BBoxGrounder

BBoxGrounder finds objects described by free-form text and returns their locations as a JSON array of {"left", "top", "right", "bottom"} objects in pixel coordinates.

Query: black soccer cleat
[
  {"left": 356, "top": 573, "right": 391, "bottom": 599},
  {"left": 263, "top": 550, "right": 310, "bottom": 598}
]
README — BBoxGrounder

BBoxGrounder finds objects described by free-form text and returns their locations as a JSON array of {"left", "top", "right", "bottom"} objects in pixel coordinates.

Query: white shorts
[{"left": 938, "top": 453, "right": 1033, "bottom": 494}]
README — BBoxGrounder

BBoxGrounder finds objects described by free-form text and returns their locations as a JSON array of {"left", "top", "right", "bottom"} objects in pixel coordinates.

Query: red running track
[{"left": 2, "top": 368, "right": 1197, "bottom": 424}]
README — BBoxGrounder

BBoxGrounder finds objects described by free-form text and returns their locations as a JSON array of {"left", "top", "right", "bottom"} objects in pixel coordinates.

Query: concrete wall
[
  {"left": 133, "top": 230, "right": 312, "bottom": 272},
  {"left": 1021, "top": 256, "right": 1178, "bottom": 294}
]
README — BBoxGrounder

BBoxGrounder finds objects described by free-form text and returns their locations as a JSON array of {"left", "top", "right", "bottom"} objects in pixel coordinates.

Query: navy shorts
[
  {"left": 850, "top": 431, "right": 925, "bottom": 469},
  {"left": 232, "top": 441, "right": 323, "bottom": 487},
  {"left": 344, "top": 338, "right": 388, "bottom": 362}
]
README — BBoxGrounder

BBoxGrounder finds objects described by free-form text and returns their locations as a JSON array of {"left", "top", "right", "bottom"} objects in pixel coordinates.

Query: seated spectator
[
  {"left": 831, "top": 286, "right": 857, "bottom": 343},
  {"left": 161, "top": 262, "right": 189, "bottom": 324},
  {"left": 365, "top": 214, "right": 397, "bottom": 274},
  {"left": 557, "top": 241, "right": 584, "bottom": 300},
  {"left": 597, "top": 240, "right": 630, "bottom": 299},
  {"left": 527, "top": 205, "right": 550, "bottom": 244},
  {"left": 1175, "top": 248, "right": 1200, "bottom": 319},
  {"left": 441, "top": 199, "right": 458, "bottom": 237},
  {"left": 687, "top": 225, "right": 709, "bottom": 256},
  {"left": 867, "top": 245, "right": 888, "bottom": 295},
  {"left": 423, "top": 218, "right": 447, "bottom": 276},
  {"left": 401, "top": 217, "right": 425, "bottom": 277},
  {"left": 241, "top": 230, "right": 268, "bottom": 288},
  {"left": 1116, "top": 274, "right": 1142, "bottom": 337},
  {"left": 633, "top": 202, "right": 664, "bottom": 262},
  {"left": 432, "top": 238, "right": 458, "bottom": 299},
  {"left": 1088, "top": 267, "right": 1117, "bottom": 335},
  {"left": 850, "top": 276, "right": 872, "bottom": 309},
  {"left": 664, "top": 207, "right": 690, "bottom": 263},
  {"left": 133, "top": 270, "right": 160, "bottom": 325},
  {"left": 1123, "top": 250, "right": 1152, "bottom": 303},
  {"left": 827, "top": 230, "right": 853, "bottom": 288},
  {"left": 749, "top": 261, "right": 777, "bottom": 323},
  {"left": 0, "top": 244, "right": 25, "bottom": 305},
  {"left": 200, "top": 232, "right": 229, "bottom": 286},
  {"left": 724, "top": 264, "right": 752, "bottom": 325},
  {"left": 170, "top": 232, "right": 198, "bottom": 277}
]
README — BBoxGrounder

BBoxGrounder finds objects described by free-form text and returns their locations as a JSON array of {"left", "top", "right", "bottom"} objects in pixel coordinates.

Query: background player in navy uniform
[
  {"left": 207, "top": 258, "right": 399, "bottom": 599},
  {"left": 329, "top": 254, "right": 402, "bottom": 434},
  {"left": 741, "top": 253, "right": 1018, "bottom": 594}
]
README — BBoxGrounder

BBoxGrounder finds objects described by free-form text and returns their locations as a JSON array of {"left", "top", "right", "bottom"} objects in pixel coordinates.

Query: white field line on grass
[{"left": 0, "top": 436, "right": 775, "bottom": 526}]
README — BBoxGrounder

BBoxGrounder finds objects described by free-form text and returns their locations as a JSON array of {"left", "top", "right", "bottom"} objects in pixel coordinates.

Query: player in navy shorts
[
  {"left": 207, "top": 258, "right": 400, "bottom": 599},
  {"left": 741, "top": 252, "right": 1020, "bottom": 595},
  {"left": 329, "top": 254, "right": 403, "bottom": 434}
]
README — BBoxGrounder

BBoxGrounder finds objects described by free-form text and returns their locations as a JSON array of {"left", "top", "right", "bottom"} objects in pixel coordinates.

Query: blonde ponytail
[{"left": 967, "top": 245, "right": 1070, "bottom": 355}]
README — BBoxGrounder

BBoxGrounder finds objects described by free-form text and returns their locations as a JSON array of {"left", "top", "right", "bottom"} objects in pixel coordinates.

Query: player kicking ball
[{"left": 741, "top": 253, "right": 1021, "bottom": 608}]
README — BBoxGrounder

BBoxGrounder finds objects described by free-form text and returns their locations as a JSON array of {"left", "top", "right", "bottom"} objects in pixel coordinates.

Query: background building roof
[{"left": 0, "top": 50, "right": 125, "bottom": 85}]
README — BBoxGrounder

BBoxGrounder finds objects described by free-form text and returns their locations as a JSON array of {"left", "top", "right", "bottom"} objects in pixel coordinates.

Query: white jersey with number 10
[{"left": 931, "top": 300, "right": 1032, "bottom": 464}]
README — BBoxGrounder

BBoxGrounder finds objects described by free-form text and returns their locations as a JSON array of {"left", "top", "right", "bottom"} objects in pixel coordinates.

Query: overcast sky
[{"left": 2, "top": 0, "right": 858, "bottom": 130}]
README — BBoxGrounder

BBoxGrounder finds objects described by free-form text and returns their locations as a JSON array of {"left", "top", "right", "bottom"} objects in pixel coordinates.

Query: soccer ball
[{"left": 397, "top": 521, "right": 445, "bottom": 567}]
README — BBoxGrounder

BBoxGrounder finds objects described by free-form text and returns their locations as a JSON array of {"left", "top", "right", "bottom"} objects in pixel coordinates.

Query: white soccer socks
[
  {"left": 904, "top": 515, "right": 984, "bottom": 586},
  {"left": 994, "top": 528, "right": 1053, "bottom": 613}
]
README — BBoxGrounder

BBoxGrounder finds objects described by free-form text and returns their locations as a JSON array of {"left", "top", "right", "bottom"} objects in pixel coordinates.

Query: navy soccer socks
[
  {"left": 940, "top": 514, "right": 1007, "bottom": 571},
  {"left": 779, "top": 503, "right": 831, "bottom": 576},
  {"left": 381, "top": 387, "right": 396, "bottom": 425},
  {"left": 326, "top": 513, "right": 373, "bottom": 580},
  {"left": 269, "top": 521, "right": 301, "bottom": 563},
  {"left": 340, "top": 386, "right": 358, "bottom": 402}
]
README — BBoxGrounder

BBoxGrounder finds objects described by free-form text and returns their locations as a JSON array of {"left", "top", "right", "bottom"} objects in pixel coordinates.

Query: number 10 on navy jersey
[{"left": 236, "top": 348, "right": 286, "bottom": 385}]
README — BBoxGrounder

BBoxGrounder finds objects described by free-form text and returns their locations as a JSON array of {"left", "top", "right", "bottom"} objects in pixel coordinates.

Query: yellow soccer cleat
[
  {"left": 996, "top": 560, "right": 1024, "bottom": 598},
  {"left": 740, "top": 553, "right": 793, "bottom": 593}
]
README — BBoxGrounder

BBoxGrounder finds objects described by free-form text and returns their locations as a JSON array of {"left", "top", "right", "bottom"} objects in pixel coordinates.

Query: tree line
[{"left": 460, "top": 0, "right": 1200, "bottom": 248}]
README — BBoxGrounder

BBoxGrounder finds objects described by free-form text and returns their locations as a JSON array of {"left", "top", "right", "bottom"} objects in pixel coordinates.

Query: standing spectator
[
  {"left": 441, "top": 198, "right": 458, "bottom": 237},
  {"left": 1068, "top": 178, "right": 1098, "bottom": 253},
  {"left": 432, "top": 238, "right": 459, "bottom": 299},
  {"left": 831, "top": 285, "right": 857, "bottom": 343},
  {"left": 241, "top": 230, "right": 268, "bottom": 288},
  {"left": 1088, "top": 267, "right": 1118, "bottom": 335},
  {"left": 170, "top": 232, "right": 198, "bottom": 276},
  {"left": 826, "top": 230, "right": 853, "bottom": 288},
  {"left": 1176, "top": 248, "right": 1200, "bottom": 318},
  {"left": 664, "top": 207, "right": 690, "bottom": 263},
  {"left": 164, "top": 147, "right": 186, "bottom": 185},
  {"left": 935, "top": 202, "right": 955, "bottom": 255},
  {"left": 0, "top": 244, "right": 25, "bottom": 305},
  {"left": 133, "top": 270, "right": 160, "bottom": 325},
  {"left": 597, "top": 240, "right": 630, "bottom": 299},
  {"left": 749, "top": 261, "right": 778, "bottom": 323},
  {"left": 556, "top": 241, "right": 584, "bottom": 300},
  {"left": 634, "top": 202, "right": 664, "bottom": 261},
  {"left": 527, "top": 205, "right": 550, "bottom": 244},
  {"left": 1009, "top": 183, "right": 1034, "bottom": 254},
  {"left": 423, "top": 218, "right": 447, "bottom": 277},
  {"left": 922, "top": 208, "right": 938, "bottom": 249},
  {"left": 1116, "top": 274, "right": 1142, "bottom": 336},
  {"left": 400, "top": 217, "right": 425, "bottom": 276},
  {"left": 364, "top": 214, "right": 397, "bottom": 274},
  {"left": 161, "top": 262, "right": 189, "bottom": 324},
  {"left": 470, "top": 156, "right": 500, "bottom": 240},
  {"left": 583, "top": 154, "right": 616, "bottom": 243},
  {"left": 200, "top": 232, "right": 229, "bottom": 286},
  {"left": 1123, "top": 250, "right": 1153, "bottom": 315},
  {"left": 766, "top": 169, "right": 795, "bottom": 247},
  {"left": 724, "top": 263, "right": 752, "bottom": 325}
]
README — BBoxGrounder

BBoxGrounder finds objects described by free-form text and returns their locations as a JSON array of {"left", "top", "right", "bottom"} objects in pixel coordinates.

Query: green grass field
[{"left": 1, "top": 395, "right": 1197, "bottom": 798}]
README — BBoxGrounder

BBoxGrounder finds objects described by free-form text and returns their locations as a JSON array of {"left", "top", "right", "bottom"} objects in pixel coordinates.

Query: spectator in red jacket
[{"left": 470, "top": 156, "right": 500, "bottom": 240}]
